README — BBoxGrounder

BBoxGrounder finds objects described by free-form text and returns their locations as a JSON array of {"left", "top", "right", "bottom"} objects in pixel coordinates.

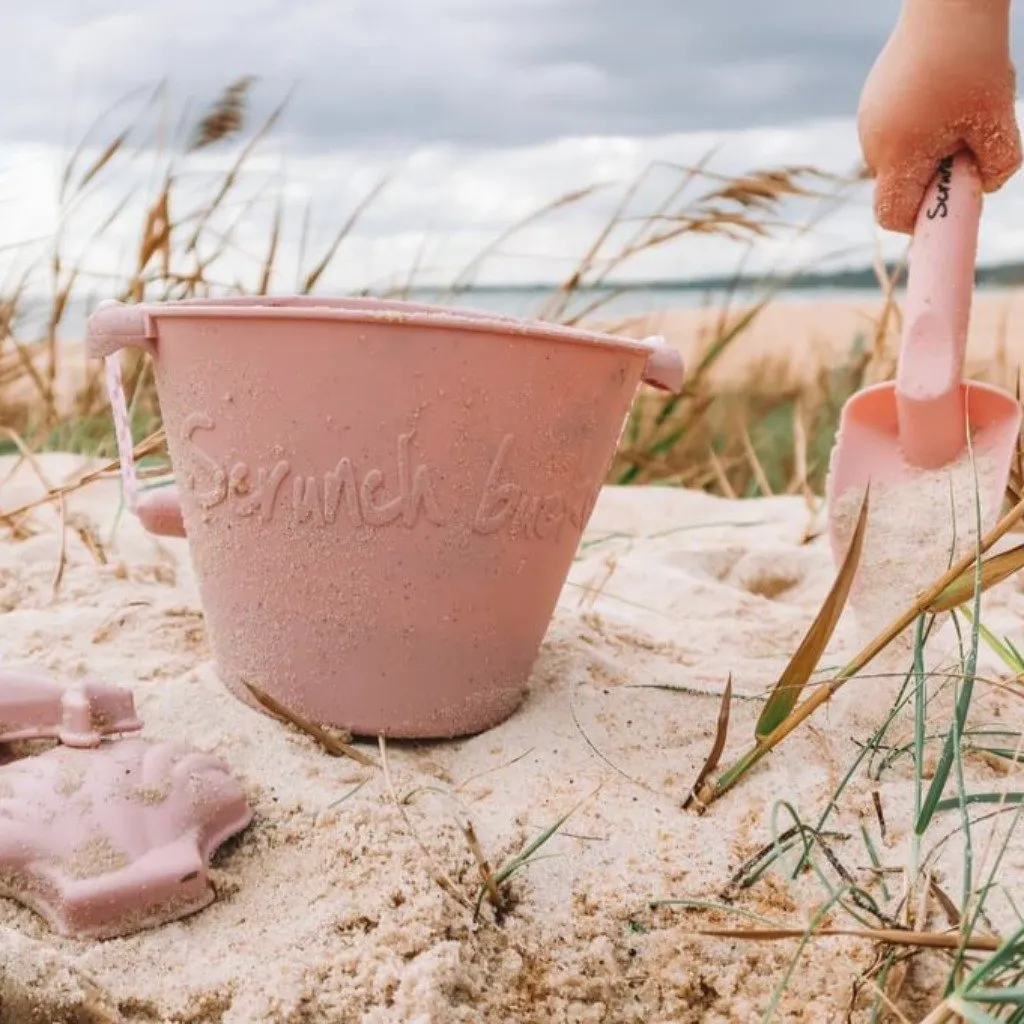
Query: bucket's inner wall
[{"left": 152, "top": 314, "right": 644, "bottom": 737}]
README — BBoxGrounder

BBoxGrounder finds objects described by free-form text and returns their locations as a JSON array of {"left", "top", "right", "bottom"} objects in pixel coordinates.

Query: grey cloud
[{"left": 2, "top": 0, "right": 1023, "bottom": 154}]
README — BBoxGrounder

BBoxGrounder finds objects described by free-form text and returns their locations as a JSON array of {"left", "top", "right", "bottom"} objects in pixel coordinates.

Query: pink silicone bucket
[{"left": 88, "top": 296, "right": 683, "bottom": 738}]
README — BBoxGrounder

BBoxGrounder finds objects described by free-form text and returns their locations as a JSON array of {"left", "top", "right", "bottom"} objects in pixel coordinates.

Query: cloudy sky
[{"left": 3, "top": 0, "right": 1024, "bottom": 300}]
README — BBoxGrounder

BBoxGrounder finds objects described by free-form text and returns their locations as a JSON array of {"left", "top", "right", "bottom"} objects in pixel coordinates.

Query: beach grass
[{"left": 0, "top": 77, "right": 874, "bottom": 499}]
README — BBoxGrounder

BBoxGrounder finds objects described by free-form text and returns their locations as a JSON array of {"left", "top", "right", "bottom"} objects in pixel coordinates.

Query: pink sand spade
[{"left": 827, "top": 151, "right": 1022, "bottom": 570}]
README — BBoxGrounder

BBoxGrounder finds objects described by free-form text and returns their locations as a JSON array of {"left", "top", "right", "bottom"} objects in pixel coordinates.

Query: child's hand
[{"left": 858, "top": 1, "right": 1021, "bottom": 233}]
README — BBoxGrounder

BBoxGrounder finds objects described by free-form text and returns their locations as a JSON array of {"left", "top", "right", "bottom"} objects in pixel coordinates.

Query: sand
[
  {"left": 0, "top": 454, "right": 1022, "bottom": 1022},
  {"left": 830, "top": 449, "right": 1003, "bottom": 667}
]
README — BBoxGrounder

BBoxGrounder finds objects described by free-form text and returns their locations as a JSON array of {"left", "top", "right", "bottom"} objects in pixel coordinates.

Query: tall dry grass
[{"left": 0, "top": 78, "right": 883, "bottom": 498}]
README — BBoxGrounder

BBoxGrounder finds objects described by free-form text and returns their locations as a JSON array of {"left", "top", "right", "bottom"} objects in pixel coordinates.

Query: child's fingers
[
  {"left": 964, "top": 117, "right": 1022, "bottom": 193},
  {"left": 872, "top": 155, "right": 945, "bottom": 235}
]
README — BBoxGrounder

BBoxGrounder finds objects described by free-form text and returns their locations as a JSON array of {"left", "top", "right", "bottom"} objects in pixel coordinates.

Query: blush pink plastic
[
  {"left": 828, "top": 152, "right": 1021, "bottom": 559},
  {"left": 0, "top": 738, "right": 252, "bottom": 940},
  {"left": 87, "top": 296, "right": 684, "bottom": 739},
  {"left": 0, "top": 669, "right": 141, "bottom": 748}
]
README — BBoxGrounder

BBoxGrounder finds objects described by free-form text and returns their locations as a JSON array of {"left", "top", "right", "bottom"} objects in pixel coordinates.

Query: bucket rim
[{"left": 122, "top": 294, "right": 662, "bottom": 357}]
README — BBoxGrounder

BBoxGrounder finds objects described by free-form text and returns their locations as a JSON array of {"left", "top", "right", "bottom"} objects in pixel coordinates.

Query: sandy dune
[{"left": 0, "top": 455, "right": 1021, "bottom": 1021}]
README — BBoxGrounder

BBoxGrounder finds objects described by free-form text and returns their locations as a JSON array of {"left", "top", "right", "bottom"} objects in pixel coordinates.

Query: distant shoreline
[{"left": 404, "top": 262, "right": 1024, "bottom": 297}]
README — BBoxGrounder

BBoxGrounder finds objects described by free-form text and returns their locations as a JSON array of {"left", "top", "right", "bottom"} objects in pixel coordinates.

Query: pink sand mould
[
  {"left": 0, "top": 737, "right": 252, "bottom": 940},
  {"left": 0, "top": 669, "right": 141, "bottom": 748}
]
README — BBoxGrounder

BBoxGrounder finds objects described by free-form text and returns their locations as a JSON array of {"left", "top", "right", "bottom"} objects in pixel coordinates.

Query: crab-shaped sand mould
[{"left": 0, "top": 738, "right": 252, "bottom": 939}]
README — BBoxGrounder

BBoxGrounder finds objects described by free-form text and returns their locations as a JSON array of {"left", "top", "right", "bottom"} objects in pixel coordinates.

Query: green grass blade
[
  {"left": 916, "top": 616, "right": 980, "bottom": 835},
  {"left": 968, "top": 987, "right": 1024, "bottom": 1005},
  {"left": 802, "top": 642, "right": 928, "bottom": 877},
  {"left": 1004, "top": 636, "right": 1024, "bottom": 672},
  {"left": 963, "top": 610, "right": 1024, "bottom": 676},
  {"left": 935, "top": 793, "right": 1024, "bottom": 813},
  {"left": 859, "top": 823, "right": 890, "bottom": 902},
  {"left": 491, "top": 794, "right": 591, "bottom": 889},
  {"left": 911, "top": 614, "right": 928, "bottom": 876},
  {"left": 869, "top": 953, "right": 898, "bottom": 1024}
]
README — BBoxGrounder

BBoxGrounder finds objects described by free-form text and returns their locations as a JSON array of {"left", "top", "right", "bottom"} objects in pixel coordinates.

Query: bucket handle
[
  {"left": 86, "top": 301, "right": 157, "bottom": 525},
  {"left": 93, "top": 302, "right": 683, "bottom": 538},
  {"left": 105, "top": 350, "right": 142, "bottom": 518}
]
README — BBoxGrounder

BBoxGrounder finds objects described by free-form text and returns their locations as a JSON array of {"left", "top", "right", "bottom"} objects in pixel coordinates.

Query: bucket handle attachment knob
[
  {"left": 86, "top": 299, "right": 156, "bottom": 359},
  {"left": 86, "top": 301, "right": 159, "bottom": 524},
  {"left": 639, "top": 335, "right": 684, "bottom": 392}
]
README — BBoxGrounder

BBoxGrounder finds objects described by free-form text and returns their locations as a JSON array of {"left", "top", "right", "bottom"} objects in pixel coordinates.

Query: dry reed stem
[
  {"left": 683, "top": 675, "right": 732, "bottom": 811},
  {"left": 0, "top": 427, "right": 57, "bottom": 495},
  {"left": 258, "top": 196, "right": 283, "bottom": 295},
  {"left": 916, "top": 1003, "right": 957, "bottom": 1024},
  {"left": 788, "top": 399, "right": 811, "bottom": 499},
  {"left": 865, "top": 974, "right": 915, "bottom": 1024},
  {"left": 461, "top": 819, "right": 503, "bottom": 910},
  {"left": 0, "top": 431, "right": 167, "bottom": 526},
  {"left": 538, "top": 167, "right": 652, "bottom": 323},
  {"left": 243, "top": 681, "right": 378, "bottom": 768},
  {"left": 300, "top": 171, "right": 395, "bottom": 294},
  {"left": 444, "top": 183, "right": 609, "bottom": 302},
  {"left": 554, "top": 156, "right": 712, "bottom": 325},
  {"left": 707, "top": 448, "right": 738, "bottom": 498},
  {"left": 51, "top": 494, "right": 68, "bottom": 598},
  {"left": 692, "top": 926, "right": 1002, "bottom": 952},
  {"left": 738, "top": 419, "right": 773, "bottom": 496},
  {"left": 183, "top": 89, "right": 290, "bottom": 255},
  {"left": 575, "top": 553, "right": 619, "bottom": 610}
]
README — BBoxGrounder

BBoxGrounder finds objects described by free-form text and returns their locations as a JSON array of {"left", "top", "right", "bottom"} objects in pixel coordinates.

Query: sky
[{"left": 3, "top": 0, "right": 1024, "bottom": 298}]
